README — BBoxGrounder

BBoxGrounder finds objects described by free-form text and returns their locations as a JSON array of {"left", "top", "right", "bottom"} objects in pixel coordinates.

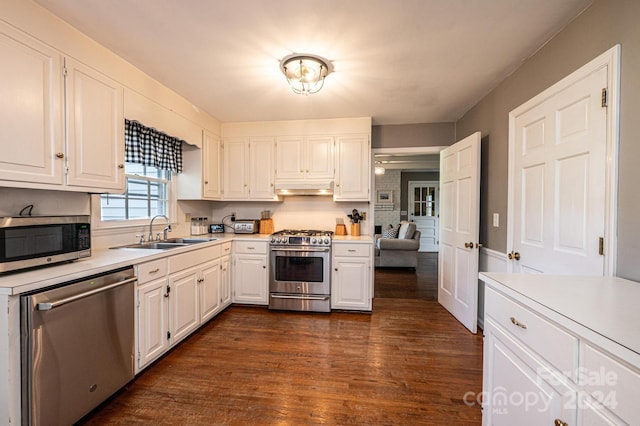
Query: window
[{"left": 100, "top": 163, "right": 171, "bottom": 221}]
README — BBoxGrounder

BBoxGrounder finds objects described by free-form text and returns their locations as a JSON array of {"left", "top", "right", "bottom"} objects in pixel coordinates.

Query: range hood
[{"left": 275, "top": 181, "right": 334, "bottom": 196}]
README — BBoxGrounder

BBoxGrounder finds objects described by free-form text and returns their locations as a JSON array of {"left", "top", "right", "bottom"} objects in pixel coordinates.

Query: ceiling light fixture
[
  {"left": 374, "top": 161, "right": 385, "bottom": 175},
  {"left": 280, "top": 54, "right": 331, "bottom": 95}
]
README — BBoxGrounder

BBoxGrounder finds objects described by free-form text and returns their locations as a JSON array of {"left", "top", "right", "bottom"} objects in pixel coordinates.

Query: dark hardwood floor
[
  {"left": 374, "top": 252, "right": 439, "bottom": 300},
  {"left": 79, "top": 252, "right": 483, "bottom": 425}
]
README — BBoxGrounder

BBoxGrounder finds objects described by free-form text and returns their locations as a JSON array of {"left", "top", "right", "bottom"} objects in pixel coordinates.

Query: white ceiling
[{"left": 34, "top": 0, "right": 592, "bottom": 126}]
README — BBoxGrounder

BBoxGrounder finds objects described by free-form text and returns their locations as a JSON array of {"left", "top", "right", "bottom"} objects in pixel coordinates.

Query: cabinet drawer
[
  {"left": 485, "top": 286, "right": 578, "bottom": 378},
  {"left": 220, "top": 242, "right": 232, "bottom": 257},
  {"left": 333, "top": 243, "right": 370, "bottom": 257},
  {"left": 234, "top": 241, "right": 267, "bottom": 254},
  {"left": 169, "top": 245, "right": 218, "bottom": 273},
  {"left": 582, "top": 343, "right": 640, "bottom": 424},
  {"left": 136, "top": 258, "right": 168, "bottom": 284}
]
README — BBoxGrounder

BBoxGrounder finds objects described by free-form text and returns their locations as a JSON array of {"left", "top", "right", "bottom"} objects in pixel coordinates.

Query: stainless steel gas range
[{"left": 269, "top": 229, "right": 333, "bottom": 312}]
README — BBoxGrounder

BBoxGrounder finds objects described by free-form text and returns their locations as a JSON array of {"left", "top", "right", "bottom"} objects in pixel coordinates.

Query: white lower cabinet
[
  {"left": 135, "top": 243, "right": 232, "bottom": 372},
  {"left": 232, "top": 241, "right": 268, "bottom": 304},
  {"left": 331, "top": 242, "right": 372, "bottom": 310},
  {"left": 482, "top": 283, "right": 640, "bottom": 426}
]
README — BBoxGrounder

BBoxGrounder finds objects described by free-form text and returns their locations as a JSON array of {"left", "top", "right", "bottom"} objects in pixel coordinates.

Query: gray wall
[
  {"left": 372, "top": 122, "right": 455, "bottom": 148},
  {"left": 455, "top": 0, "right": 640, "bottom": 281}
]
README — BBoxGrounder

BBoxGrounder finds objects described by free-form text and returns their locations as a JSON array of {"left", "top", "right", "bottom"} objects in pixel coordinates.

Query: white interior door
[
  {"left": 509, "top": 48, "right": 617, "bottom": 275},
  {"left": 408, "top": 181, "right": 439, "bottom": 252},
  {"left": 438, "top": 132, "right": 481, "bottom": 333}
]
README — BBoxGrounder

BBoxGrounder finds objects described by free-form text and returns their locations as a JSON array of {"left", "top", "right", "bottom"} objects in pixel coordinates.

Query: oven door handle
[
  {"left": 270, "top": 248, "right": 330, "bottom": 253},
  {"left": 270, "top": 294, "right": 330, "bottom": 301}
]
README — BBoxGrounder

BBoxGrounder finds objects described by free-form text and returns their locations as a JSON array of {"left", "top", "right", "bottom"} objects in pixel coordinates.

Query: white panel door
[
  {"left": 408, "top": 181, "right": 439, "bottom": 252},
  {"left": 305, "top": 136, "right": 334, "bottom": 179},
  {"left": 438, "top": 132, "right": 481, "bottom": 333},
  {"left": 222, "top": 138, "right": 249, "bottom": 199},
  {"left": 249, "top": 137, "right": 275, "bottom": 199},
  {"left": 510, "top": 62, "right": 609, "bottom": 275},
  {"left": 275, "top": 136, "right": 303, "bottom": 180}
]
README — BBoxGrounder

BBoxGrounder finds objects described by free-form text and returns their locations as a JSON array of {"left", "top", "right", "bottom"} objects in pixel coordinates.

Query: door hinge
[
  {"left": 167, "top": 331, "right": 171, "bottom": 340},
  {"left": 63, "top": 65, "right": 68, "bottom": 77},
  {"left": 166, "top": 284, "right": 171, "bottom": 294},
  {"left": 601, "top": 88, "right": 608, "bottom": 108},
  {"left": 599, "top": 237, "right": 605, "bottom": 256},
  {"left": 137, "top": 351, "right": 140, "bottom": 363}
]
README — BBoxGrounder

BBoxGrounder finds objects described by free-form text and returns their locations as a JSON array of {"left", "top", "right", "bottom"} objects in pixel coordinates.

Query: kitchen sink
[{"left": 111, "top": 237, "right": 218, "bottom": 250}]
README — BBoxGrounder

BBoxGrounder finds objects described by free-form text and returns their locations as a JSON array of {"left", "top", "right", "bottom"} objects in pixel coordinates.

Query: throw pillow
[{"left": 382, "top": 224, "right": 399, "bottom": 239}]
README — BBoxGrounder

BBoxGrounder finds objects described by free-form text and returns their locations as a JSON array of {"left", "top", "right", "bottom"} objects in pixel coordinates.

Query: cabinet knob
[
  {"left": 336, "top": 183, "right": 340, "bottom": 187},
  {"left": 554, "top": 420, "right": 568, "bottom": 426},
  {"left": 56, "top": 152, "right": 65, "bottom": 159},
  {"left": 164, "top": 293, "right": 169, "bottom": 298},
  {"left": 262, "top": 265, "right": 266, "bottom": 269},
  {"left": 334, "top": 268, "right": 338, "bottom": 271},
  {"left": 117, "top": 164, "right": 124, "bottom": 169},
  {"left": 204, "top": 180, "right": 209, "bottom": 184}
]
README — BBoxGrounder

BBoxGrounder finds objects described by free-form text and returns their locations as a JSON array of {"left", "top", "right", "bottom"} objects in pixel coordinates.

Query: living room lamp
[{"left": 280, "top": 54, "right": 330, "bottom": 95}]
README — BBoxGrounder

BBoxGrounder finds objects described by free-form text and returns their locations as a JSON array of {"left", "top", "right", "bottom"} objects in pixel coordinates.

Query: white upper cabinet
[
  {"left": 0, "top": 22, "right": 124, "bottom": 193},
  {"left": 65, "top": 58, "right": 124, "bottom": 192},
  {"left": 0, "top": 21, "right": 64, "bottom": 186},
  {"left": 275, "top": 135, "right": 334, "bottom": 181},
  {"left": 334, "top": 134, "right": 370, "bottom": 201},
  {"left": 177, "top": 129, "right": 222, "bottom": 200},
  {"left": 223, "top": 137, "right": 276, "bottom": 201}
]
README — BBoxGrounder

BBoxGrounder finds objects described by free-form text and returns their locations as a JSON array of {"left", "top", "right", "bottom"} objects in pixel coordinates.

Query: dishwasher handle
[{"left": 37, "top": 276, "right": 137, "bottom": 311}]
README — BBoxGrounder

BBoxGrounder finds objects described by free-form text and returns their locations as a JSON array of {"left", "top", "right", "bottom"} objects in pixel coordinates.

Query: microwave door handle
[{"left": 36, "top": 277, "right": 137, "bottom": 311}]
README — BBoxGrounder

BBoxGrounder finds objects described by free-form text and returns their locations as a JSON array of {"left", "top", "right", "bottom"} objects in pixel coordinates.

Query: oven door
[{"left": 269, "top": 247, "right": 330, "bottom": 295}]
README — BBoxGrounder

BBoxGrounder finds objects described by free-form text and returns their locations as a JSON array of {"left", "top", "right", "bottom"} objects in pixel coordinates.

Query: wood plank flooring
[{"left": 79, "top": 254, "right": 483, "bottom": 425}]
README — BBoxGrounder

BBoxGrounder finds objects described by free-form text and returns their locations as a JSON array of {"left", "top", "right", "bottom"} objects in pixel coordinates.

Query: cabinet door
[
  {"left": 306, "top": 136, "right": 334, "bottom": 179},
  {"left": 199, "top": 259, "right": 221, "bottom": 323},
  {"left": 222, "top": 138, "right": 249, "bottom": 199},
  {"left": 65, "top": 58, "right": 124, "bottom": 192},
  {"left": 203, "top": 130, "right": 222, "bottom": 199},
  {"left": 249, "top": 137, "right": 275, "bottom": 199},
  {"left": 220, "top": 255, "right": 232, "bottom": 307},
  {"left": 0, "top": 23, "right": 64, "bottom": 185},
  {"left": 275, "top": 136, "right": 304, "bottom": 180},
  {"left": 331, "top": 257, "right": 371, "bottom": 310},
  {"left": 233, "top": 254, "right": 268, "bottom": 304},
  {"left": 137, "top": 278, "right": 169, "bottom": 371},
  {"left": 482, "top": 319, "right": 576, "bottom": 426},
  {"left": 334, "top": 135, "right": 370, "bottom": 201},
  {"left": 169, "top": 268, "right": 200, "bottom": 344}
]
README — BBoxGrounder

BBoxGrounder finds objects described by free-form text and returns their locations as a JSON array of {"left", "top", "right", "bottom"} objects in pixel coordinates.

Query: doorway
[{"left": 372, "top": 147, "right": 444, "bottom": 300}]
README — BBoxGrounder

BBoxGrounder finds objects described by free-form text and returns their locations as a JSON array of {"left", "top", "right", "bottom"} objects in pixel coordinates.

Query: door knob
[
  {"left": 56, "top": 152, "right": 65, "bottom": 159},
  {"left": 508, "top": 251, "right": 521, "bottom": 261},
  {"left": 464, "top": 242, "right": 474, "bottom": 248}
]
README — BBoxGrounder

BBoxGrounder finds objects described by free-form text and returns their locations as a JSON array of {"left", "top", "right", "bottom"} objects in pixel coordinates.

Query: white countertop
[
  {"left": 479, "top": 272, "right": 640, "bottom": 356},
  {"left": 0, "top": 234, "right": 240, "bottom": 296}
]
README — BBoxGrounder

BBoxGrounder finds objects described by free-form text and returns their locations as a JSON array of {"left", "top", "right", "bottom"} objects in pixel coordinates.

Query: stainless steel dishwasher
[{"left": 21, "top": 267, "right": 136, "bottom": 426}]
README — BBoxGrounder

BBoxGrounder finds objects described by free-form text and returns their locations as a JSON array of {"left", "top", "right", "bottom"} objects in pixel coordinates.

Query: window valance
[{"left": 124, "top": 119, "right": 183, "bottom": 173}]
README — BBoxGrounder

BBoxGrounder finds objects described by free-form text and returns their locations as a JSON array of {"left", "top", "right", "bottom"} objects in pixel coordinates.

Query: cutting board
[{"left": 259, "top": 218, "right": 274, "bottom": 234}]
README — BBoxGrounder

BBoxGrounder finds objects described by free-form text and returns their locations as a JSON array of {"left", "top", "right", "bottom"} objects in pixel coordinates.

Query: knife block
[
  {"left": 259, "top": 218, "right": 274, "bottom": 234},
  {"left": 350, "top": 223, "right": 361, "bottom": 236},
  {"left": 335, "top": 224, "right": 347, "bottom": 235}
]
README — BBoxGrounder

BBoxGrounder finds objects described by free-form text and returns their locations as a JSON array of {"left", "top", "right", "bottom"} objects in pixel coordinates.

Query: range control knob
[
  {"left": 324, "top": 238, "right": 330, "bottom": 244},
  {"left": 270, "top": 237, "right": 276, "bottom": 243},
  {"left": 311, "top": 238, "right": 317, "bottom": 244}
]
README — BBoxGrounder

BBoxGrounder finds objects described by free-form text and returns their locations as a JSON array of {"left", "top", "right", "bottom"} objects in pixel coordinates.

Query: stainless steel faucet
[{"left": 148, "top": 215, "right": 171, "bottom": 241}]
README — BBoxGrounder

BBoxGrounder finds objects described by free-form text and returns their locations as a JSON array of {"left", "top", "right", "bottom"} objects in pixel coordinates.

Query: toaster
[{"left": 233, "top": 219, "right": 260, "bottom": 234}]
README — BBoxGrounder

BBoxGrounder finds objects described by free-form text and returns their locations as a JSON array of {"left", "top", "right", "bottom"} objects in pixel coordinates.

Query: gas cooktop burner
[{"left": 270, "top": 229, "right": 333, "bottom": 246}]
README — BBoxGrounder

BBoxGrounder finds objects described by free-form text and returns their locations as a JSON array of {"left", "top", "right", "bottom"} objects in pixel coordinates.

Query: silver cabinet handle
[
  {"left": 271, "top": 294, "right": 329, "bottom": 301},
  {"left": 510, "top": 316, "right": 527, "bottom": 329},
  {"left": 37, "top": 277, "right": 137, "bottom": 311}
]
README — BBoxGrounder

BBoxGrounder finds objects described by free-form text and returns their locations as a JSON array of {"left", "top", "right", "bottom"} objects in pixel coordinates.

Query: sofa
[{"left": 374, "top": 221, "right": 421, "bottom": 269}]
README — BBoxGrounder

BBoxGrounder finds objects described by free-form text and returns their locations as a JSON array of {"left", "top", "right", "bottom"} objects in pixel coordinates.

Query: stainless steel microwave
[{"left": 0, "top": 215, "right": 91, "bottom": 273}]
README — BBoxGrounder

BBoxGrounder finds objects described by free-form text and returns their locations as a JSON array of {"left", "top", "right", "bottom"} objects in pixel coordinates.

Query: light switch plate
[{"left": 493, "top": 213, "right": 499, "bottom": 227}]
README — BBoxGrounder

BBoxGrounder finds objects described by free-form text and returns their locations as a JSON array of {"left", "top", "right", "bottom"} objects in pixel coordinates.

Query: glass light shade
[
  {"left": 375, "top": 166, "right": 386, "bottom": 175},
  {"left": 281, "top": 55, "right": 329, "bottom": 95}
]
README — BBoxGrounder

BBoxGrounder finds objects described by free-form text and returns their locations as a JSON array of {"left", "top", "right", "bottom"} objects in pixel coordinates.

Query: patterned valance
[{"left": 124, "top": 119, "right": 183, "bottom": 173}]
